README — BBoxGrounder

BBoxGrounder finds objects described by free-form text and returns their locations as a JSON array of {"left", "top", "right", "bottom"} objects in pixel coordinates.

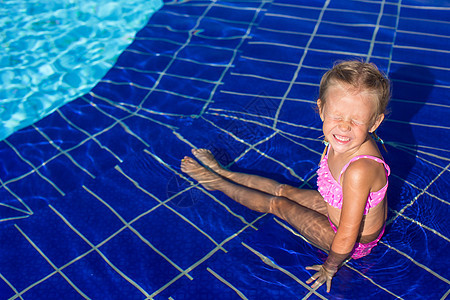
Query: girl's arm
[
  {"left": 327, "top": 159, "right": 375, "bottom": 265},
  {"left": 307, "top": 159, "right": 378, "bottom": 292}
]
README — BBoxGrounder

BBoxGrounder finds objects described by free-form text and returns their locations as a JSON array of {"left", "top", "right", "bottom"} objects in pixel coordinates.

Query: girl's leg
[
  {"left": 181, "top": 156, "right": 335, "bottom": 251},
  {"left": 192, "top": 149, "right": 328, "bottom": 215}
]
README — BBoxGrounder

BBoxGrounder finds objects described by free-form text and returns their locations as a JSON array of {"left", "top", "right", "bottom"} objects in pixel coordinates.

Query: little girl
[{"left": 181, "top": 60, "right": 390, "bottom": 293}]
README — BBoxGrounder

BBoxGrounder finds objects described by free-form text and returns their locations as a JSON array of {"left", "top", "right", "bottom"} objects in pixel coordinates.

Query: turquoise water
[{"left": 0, "top": 0, "right": 163, "bottom": 141}]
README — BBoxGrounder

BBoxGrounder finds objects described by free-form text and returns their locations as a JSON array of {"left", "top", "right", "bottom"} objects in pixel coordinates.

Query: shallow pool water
[{"left": 0, "top": 0, "right": 162, "bottom": 141}]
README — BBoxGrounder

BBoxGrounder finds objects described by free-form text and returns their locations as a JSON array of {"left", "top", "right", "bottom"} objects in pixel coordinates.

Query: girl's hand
[{"left": 305, "top": 264, "right": 336, "bottom": 293}]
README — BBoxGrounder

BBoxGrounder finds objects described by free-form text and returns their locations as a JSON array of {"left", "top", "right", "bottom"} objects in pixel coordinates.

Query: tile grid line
[
  {"left": 143, "top": 148, "right": 259, "bottom": 230},
  {"left": 10, "top": 173, "right": 217, "bottom": 298},
  {"left": 379, "top": 240, "right": 450, "bottom": 285},
  {"left": 13, "top": 225, "right": 90, "bottom": 299},
  {"left": 207, "top": 267, "right": 249, "bottom": 300},
  {"left": 0, "top": 94, "right": 174, "bottom": 222},
  {"left": 0, "top": 273, "right": 22, "bottom": 300},
  {"left": 366, "top": 0, "right": 386, "bottom": 61},
  {"left": 385, "top": 0, "right": 450, "bottom": 244},
  {"left": 82, "top": 184, "right": 195, "bottom": 280},
  {"left": 199, "top": 116, "right": 309, "bottom": 184},
  {"left": 206, "top": 108, "right": 323, "bottom": 133},
  {"left": 133, "top": 0, "right": 222, "bottom": 114},
  {"left": 2, "top": 140, "right": 65, "bottom": 196},
  {"left": 31, "top": 125, "right": 96, "bottom": 179},
  {"left": 113, "top": 165, "right": 227, "bottom": 252},
  {"left": 272, "top": 0, "right": 330, "bottom": 129},
  {"left": 241, "top": 241, "right": 328, "bottom": 300},
  {"left": 148, "top": 214, "right": 268, "bottom": 298},
  {"left": 55, "top": 109, "right": 123, "bottom": 163},
  {"left": 198, "top": 0, "right": 272, "bottom": 116},
  {"left": 387, "top": 0, "right": 402, "bottom": 75}
]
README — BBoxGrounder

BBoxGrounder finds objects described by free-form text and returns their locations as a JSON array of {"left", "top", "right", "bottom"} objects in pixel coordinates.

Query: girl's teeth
[{"left": 335, "top": 135, "right": 349, "bottom": 141}]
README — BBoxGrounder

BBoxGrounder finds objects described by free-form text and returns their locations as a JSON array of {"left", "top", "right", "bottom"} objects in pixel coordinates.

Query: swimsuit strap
[{"left": 338, "top": 155, "right": 391, "bottom": 183}]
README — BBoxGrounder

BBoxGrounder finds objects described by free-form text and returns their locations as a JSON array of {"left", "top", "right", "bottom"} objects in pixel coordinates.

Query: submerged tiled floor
[{"left": 0, "top": 1, "right": 449, "bottom": 299}]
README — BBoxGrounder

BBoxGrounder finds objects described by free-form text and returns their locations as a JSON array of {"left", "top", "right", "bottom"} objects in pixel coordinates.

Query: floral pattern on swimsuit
[{"left": 317, "top": 150, "right": 391, "bottom": 215}]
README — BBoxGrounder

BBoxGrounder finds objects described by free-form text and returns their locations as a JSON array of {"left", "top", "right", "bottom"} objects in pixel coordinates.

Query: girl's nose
[{"left": 338, "top": 121, "right": 351, "bottom": 131}]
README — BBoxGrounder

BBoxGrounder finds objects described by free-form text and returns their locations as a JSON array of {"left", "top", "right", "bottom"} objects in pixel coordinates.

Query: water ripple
[{"left": 0, "top": 0, "right": 163, "bottom": 141}]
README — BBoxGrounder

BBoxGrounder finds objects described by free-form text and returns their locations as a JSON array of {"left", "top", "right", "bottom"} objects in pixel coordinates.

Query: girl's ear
[
  {"left": 317, "top": 99, "right": 324, "bottom": 121},
  {"left": 369, "top": 113, "right": 384, "bottom": 133}
]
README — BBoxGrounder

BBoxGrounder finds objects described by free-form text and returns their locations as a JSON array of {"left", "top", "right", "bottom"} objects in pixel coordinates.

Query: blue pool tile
[
  {"left": 208, "top": 5, "right": 259, "bottom": 24},
  {"left": 62, "top": 251, "right": 145, "bottom": 300},
  {"left": 328, "top": 0, "right": 382, "bottom": 12},
  {"left": 194, "top": 17, "right": 248, "bottom": 36},
  {"left": 36, "top": 155, "right": 93, "bottom": 194},
  {"left": 4, "top": 127, "right": 59, "bottom": 168},
  {"left": 399, "top": 14, "right": 449, "bottom": 37},
  {"left": 67, "top": 139, "right": 122, "bottom": 176},
  {"left": 375, "top": 27, "right": 396, "bottom": 43},
  {"left": 285, "top": 83, "right": 320, "bottom": 102},
  {"left": 260, "top": 12, "right": 317, "bottom": 35},
  {"left": 132, "top": 205, "right": 219, "bottom": 270},
  {"left": 50, "top": 188, "right": 125, "bottom": 246},
  {"left": 90, "top": 80, "right": 150, "bottom": 107},
  {"left": 100, "top": 228, "right": 183, "bottom": 294},
  {"left": 137, "top": 26, "right": 190, "bottom": 45},
  {"left": 296, "top": 67, "right": 326, "bottom": 85},
  {"left": 0, "top": 226, "right": 55, "bottom": 292},
  {"left": 269, "top": 2, "right": 322, "bottom": 19},
  {"left": 0, "top": 278, "right": 15, "bottom": 299},
  {"left": 167, "top": 177, "right": 263, "bottom": 243},
  {"left": 234, "top": 56, "right": 299, "bottom": 82},
  {"left": 94, "top": 122, "right": 149, "bottom": 159},
  {"left": 324, "top": 9, "right": 380, "bottom": 25},
  {"left": 164, "top": 1, "right": 208, "bottom": 17},
  {"left": 115, "top": 50, "right": 172, "bottom": 75},
  {"left": 379, "top": 218, "right": 449, "bottom": 299},
  {"left": 33, "top": 114, "right": 89, "bottom": 152},
  {"left": 84, "top": 156, "right": 165, "bottom": 221},
  {"left": 311, "top": 36, "right": 370, "bottom": 56},
  {"left": 58, "top": 97, "right": 117, "bottom": 136},
  {"left": 14, "top": 205, "right": 91, "bottom": 265},
  {"left": 150, "top": 11, "right": 198, "bottom": 31},
  {"left": 0, "top": 142, "right": 36, "bottom": 182},
  {"left": 317, "top": 21, "right": 375, "bottom": 40},
  {"left": 6, "top": 171, "right": 62, "bottom": 212},
  {"left": 103, "top": 67, "right": 158, "bottom": 90},
  {"left": 166, "top": 59, "right": 226, "bottom": 81},
  {"left": 157, "top": 75, "right": 218, "bottom": 100},
  {"left": 204, "top": 220, "right": 319, "bottom": 299},
  {"left": 178, "top": 44, "right": 234, "bottom": 65},
  {"left": 371, "top": 42, "right": 394, "bottom": 59},
  {"left": 20, "top": 273, "right": 86, "bottom": 300}
]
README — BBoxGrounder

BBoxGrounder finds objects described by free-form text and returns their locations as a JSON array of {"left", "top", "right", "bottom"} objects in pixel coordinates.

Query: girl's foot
[
  {"left": 191, "top": 148, "right": 223, "bottom": 173},
  {"left": 181, "top": 156, "right": 223, "bottom": 191}
]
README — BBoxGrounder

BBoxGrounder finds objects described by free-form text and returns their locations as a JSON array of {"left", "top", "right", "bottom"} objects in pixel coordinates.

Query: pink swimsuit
[{"left": 317, "top": 148, "right": 390, "bottom": 259}]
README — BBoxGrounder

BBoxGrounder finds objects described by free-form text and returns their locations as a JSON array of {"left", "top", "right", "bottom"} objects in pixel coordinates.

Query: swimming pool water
[
  {"left": 0, "top": 0, "right": 449, "bottom": 299},
  {"left": 0, "top": 0, "right": 163, "bottom": 141}
]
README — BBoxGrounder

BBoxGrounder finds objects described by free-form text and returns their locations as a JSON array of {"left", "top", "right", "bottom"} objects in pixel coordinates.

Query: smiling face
[{"left": 318, "top": 81, "right": 384, "bottom": 155}]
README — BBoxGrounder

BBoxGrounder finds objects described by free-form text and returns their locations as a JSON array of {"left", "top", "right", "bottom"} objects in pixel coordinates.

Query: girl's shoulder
[{"left": 340, "top": 153, "right": 389, "bottom": 190}]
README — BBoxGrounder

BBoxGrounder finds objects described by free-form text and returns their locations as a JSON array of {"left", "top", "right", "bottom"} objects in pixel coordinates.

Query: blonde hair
[{"left": 319, "top": 60, "right": 390, "bottom": 118}]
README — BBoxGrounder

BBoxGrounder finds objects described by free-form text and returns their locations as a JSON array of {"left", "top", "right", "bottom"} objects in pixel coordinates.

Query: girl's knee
[
  {"left": 275, "top": 184, "right": 287, "bottom": 197},
  {"left": 268, "top": 195, "right": 291, "bottom": 217}
]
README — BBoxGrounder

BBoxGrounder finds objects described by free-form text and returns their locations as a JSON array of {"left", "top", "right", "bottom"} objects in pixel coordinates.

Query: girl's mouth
[{"left": 334, "top": 134, "right": 350, "bottom": 143}]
